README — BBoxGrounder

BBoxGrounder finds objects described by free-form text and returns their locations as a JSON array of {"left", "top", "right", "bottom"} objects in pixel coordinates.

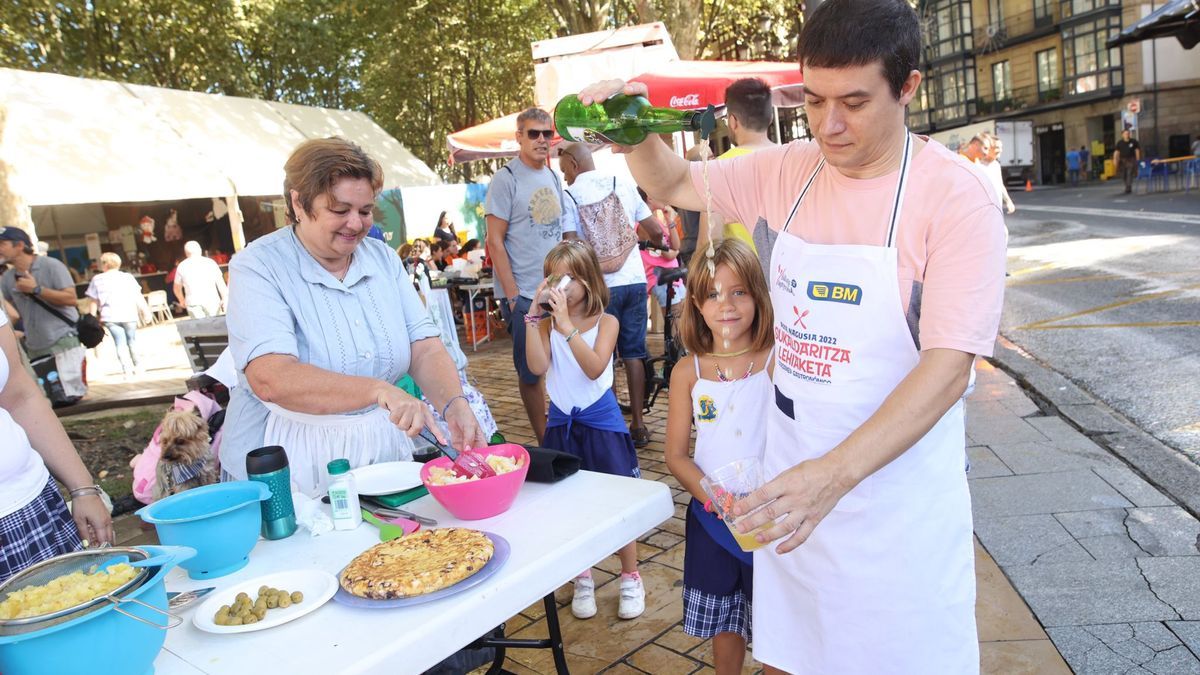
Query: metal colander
[{"left": 0, "top": 547, "right": 174, "bottom": 636}]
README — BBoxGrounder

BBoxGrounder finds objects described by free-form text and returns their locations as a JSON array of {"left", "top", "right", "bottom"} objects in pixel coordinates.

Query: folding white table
[{"left": 154, "top": 471, "right": 674, "bottom": 674}]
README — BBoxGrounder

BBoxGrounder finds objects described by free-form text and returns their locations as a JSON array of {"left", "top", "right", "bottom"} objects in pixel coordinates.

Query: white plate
[
  {"left": 348, "top": 461, "right": 425, "bottom": 496},
  {"left": 191, "top": 569, "right": 338, "bottom": 634}
]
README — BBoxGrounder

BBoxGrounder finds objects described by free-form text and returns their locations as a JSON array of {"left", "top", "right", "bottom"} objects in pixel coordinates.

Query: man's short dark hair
[
  {"left": 797, "top": 0, "right": 921, "bottom": 100},
  {"left": 724, "top": 78, "right": 773, "bottom": 132},
  {"left": 516, "top": 107, "right": 551, "bottom": 131}
]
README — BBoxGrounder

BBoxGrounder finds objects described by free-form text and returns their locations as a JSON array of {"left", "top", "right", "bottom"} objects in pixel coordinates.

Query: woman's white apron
[{"left": 262, "top": 403, "right": 416, "bottom": 497}]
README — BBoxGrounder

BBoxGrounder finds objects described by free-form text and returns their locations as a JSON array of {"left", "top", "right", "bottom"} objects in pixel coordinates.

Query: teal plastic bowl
[
  {"left": 0, "top": 545, "right": 194, "bottom": 675},
  {"left": 138, "top": 481, "right": 270, "bottom": 579}
]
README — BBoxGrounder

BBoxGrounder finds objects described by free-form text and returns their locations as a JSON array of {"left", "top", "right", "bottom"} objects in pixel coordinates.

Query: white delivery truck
[
  {"left": 993, "top": 120, "right": 1034, "bottom": 185},
  {"left": 930, "top": 119, "right": 1034, "bottom": 185}
]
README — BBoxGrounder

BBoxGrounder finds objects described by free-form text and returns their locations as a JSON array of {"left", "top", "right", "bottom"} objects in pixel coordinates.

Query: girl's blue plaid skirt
[{"left": 0, "top": 476, "right": 84, "bottom": 584}]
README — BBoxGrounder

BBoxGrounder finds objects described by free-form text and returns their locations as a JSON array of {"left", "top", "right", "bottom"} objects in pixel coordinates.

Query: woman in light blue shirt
[{"left": 222, "top": 138, "right": 486, "bottom": 494}]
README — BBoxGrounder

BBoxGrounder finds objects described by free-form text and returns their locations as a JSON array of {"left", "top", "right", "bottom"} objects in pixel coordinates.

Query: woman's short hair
[
  {"left": 679, "top": 239, "right": 774, "bottom": 356},
  {"left": 283, "top": 137, "right": 383, "bottom": 224},
  {"left": 797, "top": 0, "right": 921, "bottom": 100},
  {"left": 542, "top": 240, "right": 609, "bottom": 318},
  {"left": 99, "top": 252, "right": 122, "bottom": 271}
]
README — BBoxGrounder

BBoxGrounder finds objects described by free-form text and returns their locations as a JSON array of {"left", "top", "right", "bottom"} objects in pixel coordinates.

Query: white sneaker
[
  {"left": 571, "top": 576, "right": 597, "bottom": 619},
  {"left": 617, "top": 575, "right": 645, "bottom": 620}
]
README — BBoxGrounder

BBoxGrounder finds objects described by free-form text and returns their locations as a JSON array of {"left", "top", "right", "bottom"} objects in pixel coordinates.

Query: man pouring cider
[{"left": 577, "top": 0, "right": 1006, "bottom": 671}]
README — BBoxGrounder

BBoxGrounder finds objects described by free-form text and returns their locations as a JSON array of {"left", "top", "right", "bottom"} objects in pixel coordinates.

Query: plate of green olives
[{"left": 191, "top": 570, "right": 338, "bottom": 634}]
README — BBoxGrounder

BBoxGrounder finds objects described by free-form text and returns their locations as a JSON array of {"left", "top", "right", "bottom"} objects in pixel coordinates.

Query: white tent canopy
[{"left": 0, "top": 68, "right": 440, "bottom": 208}]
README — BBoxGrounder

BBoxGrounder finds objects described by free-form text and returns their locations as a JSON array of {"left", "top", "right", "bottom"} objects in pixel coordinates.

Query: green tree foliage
[{"left": 0, "top": 0, "right": 803, "bottom": 179}]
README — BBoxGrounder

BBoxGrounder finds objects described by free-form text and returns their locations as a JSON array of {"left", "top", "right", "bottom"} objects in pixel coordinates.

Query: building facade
[{"left": 910, "top": 0, "right": 1200, "bottom": 184}]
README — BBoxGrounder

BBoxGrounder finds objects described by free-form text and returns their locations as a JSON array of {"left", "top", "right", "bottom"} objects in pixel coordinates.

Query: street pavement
[{"left": 1002, "top": 181, "right": 1200, "bottom": 480}]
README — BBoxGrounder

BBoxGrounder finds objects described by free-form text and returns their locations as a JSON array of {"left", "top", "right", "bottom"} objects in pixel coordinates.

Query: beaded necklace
[{"left": 715, "top": 360, "right": 755, "bottom": 383}]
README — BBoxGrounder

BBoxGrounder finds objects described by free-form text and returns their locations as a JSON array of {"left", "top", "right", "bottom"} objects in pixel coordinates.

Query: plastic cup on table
[{"left": 699, "top": 457, "right": 778, "bottom": 553}]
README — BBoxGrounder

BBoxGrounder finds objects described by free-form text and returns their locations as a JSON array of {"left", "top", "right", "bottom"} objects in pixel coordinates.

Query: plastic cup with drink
[
  {"left": 700, "top": 457, "right": 779, "bottom": 552},
  {"left": 537, "top": 274, "right": 572, "bottom": 314}
]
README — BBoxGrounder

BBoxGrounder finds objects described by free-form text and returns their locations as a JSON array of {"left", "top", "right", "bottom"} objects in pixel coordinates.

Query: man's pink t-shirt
[{"left": 689, "top": 138, "right": 1006, "bottom": 357}]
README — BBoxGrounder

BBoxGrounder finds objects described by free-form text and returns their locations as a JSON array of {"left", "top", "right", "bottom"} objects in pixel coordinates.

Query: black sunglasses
[{"left": 524, "top": 128, "right": 554, "bottom": 140}]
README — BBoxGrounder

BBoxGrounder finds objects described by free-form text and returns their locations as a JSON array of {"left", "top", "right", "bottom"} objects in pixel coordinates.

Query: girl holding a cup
[{"left": 664, "top": 239, "right": 774, "bottom": 674}]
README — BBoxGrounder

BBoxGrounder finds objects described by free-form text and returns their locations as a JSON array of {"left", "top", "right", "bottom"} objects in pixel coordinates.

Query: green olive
[
  {"left": 227, "top": 615, "right": 243, "bottom": 626},
  {"left": 266, "top": 594, "right": 278, "bottom": 609},
  {"left": 278, "top": 595, "right": 292, "bottom": 609},
  {"left": 290, "top": 591, "right": 303, "bottom": 604}
]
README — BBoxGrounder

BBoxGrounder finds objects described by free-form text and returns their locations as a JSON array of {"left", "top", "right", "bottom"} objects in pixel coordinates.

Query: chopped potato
[{"left": 0, "top": 564, "right": 137, "bottom": 619}]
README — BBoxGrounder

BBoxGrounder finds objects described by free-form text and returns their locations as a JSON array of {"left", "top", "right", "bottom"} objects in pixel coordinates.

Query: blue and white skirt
[
  {"left": 0, "top": 477, "right": 84, "bottom": 584},
  {"left": 682, "top": 500, "right": 753, "bottom": 642}
]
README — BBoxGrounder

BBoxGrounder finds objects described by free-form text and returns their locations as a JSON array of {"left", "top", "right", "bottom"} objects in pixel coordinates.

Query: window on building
[
  {"left": 907, "top": 85, "right": 932, "bottom": 132},
  {"left": 929, "top": 60, "right": 976, "bottom": 125},
  {"left": 1034, "top": 0, "right": 1054, "bottom": 26},
  {"left": 1036, "top": 48, "right": 1060, "bottom": 101},
  {"left": 1062, "top": 16, "right": 1123, "bottom": 96},
  {"left": 928, "top": 0, "right": 974, "bottom": 59},
  {"left": 992, "top": 61, "right": 1013, "bottom": 102},
  {"left": 987, "top": 0, "right": 1002, "bottom": 27},
  {"left": 1062, "top": 0, "right": 1119, "bottom": 18}
]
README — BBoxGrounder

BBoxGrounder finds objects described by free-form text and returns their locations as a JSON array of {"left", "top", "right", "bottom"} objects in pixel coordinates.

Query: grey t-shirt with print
[
  {"left": 484, "top": 158, "right": 576, "bottom": 300},
  {"left": 0, "top": 256, "right": 79, "bottom": 352}
]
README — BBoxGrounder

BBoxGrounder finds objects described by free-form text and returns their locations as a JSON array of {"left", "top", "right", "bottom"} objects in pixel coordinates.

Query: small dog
[{"left": 154, "top": 409, "right": 218, "bottom": 500}]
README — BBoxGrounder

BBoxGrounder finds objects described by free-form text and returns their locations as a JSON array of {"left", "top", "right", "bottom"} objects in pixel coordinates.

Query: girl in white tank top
[
  {"left": 525, "top": 241, "right": 644, "bottom": 620},
  {"left": 664, "top": 239, "right": 773, "bottom": 673}
]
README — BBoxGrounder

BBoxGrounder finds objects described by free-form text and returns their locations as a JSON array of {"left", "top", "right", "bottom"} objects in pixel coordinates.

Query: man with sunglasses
[{"left": 485, "top": 108, "right": 577, "bottom": 443}]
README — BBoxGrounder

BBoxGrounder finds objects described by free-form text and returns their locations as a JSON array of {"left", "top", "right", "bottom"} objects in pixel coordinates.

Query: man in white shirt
[
  {"left": 980, "top": 134, "right": 1015, "bottom": 214},
  {"left": 559, "top": 143, "right": 664, "bottom": 446},
  {"left": 173, "top": 241, "right": 228, "bottom": 318}
]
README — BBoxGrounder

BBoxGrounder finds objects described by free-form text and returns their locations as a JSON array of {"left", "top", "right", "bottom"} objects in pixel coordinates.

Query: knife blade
[{"left": 167, "top": 587, "right": 215, "bottom": 610}]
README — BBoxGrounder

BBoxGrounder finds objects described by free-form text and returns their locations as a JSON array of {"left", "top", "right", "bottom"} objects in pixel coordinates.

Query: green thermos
[{"left": 246, "top": 446, "right": 297, "bottom": 540}]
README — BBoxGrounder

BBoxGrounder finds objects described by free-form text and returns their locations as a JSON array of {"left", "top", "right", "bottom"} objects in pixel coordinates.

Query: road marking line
[
  {"left": 1013, "top": 283, "right": 1200, "bottom": 330},
  {"left": 1008, "top": 262, "right": 1058, "bottom": 277},
  {"left": 1007, "top": 271, "right": 1200, "bottom": 286},
  {"left": 1016, "top": 204, "right": 1200, "bottom": 225},
  {"left": 1022, "top": 321, "right": 1200, "bottom": 330}
]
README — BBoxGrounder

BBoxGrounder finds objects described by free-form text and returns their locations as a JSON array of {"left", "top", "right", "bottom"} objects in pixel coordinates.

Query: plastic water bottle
[
  {"left": 45, "top": 371, "right": 66, "bottom": 404},
  {"left": 327, "top": 459, "right": 362, "bottom": 531}
]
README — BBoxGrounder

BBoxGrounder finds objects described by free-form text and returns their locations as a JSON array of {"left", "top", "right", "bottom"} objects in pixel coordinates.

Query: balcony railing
[
  {"left": 975, "top": 82, "right": 1066, "bottom": 116},
  {"left": 973, "top": 4, "right": 1064, "bottom": 53}
]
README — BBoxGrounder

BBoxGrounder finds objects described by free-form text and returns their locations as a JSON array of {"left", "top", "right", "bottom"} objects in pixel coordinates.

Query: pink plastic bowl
[{"left": 420, "top": 444, "right": 530, "bottom": 520}]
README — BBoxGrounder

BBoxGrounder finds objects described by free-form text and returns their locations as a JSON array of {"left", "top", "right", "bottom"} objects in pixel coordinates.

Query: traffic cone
[{"left": 1024, "top": 178, "right": 1033, "bottom": 192}]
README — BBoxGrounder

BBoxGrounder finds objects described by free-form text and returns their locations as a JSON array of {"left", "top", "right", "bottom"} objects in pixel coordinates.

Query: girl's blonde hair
[
  {"left": 542, "top": 240, "right": 609, "bottom": 318},
  {"left": 680, "top": 239, "right": 774, "bottom": 355}
]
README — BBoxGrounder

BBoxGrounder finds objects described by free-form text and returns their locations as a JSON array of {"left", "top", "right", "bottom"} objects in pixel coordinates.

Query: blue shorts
[
  {"left": 604, "top": 283, "right": 648, "bottom": 360},
  {"left": 499, "top": 295, "right": 539, "bottom": 385}
]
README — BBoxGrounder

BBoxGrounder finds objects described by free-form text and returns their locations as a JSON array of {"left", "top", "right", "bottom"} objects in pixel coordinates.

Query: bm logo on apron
[{"left": 807, "top": 281, "right": 862, "bottom": 305}]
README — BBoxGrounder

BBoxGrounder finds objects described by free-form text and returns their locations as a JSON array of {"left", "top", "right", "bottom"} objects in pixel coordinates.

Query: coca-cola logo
[{"left": 669, "top": 93, "right": 701, "bottom": 108}]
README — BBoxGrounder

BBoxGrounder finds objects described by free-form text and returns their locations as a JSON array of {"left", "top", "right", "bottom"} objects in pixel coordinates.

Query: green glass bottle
[{"left": 554, "top": 94, "right": 717, "bottom": 146}]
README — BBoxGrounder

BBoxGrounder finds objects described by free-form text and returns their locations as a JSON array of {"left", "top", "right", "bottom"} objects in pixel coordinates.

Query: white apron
[
  {"left": 262, "top": 402, "right": 416, "bottom": 497},
  {"left": 754, "top": 133, "right": 978, "bottom": 673}
]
